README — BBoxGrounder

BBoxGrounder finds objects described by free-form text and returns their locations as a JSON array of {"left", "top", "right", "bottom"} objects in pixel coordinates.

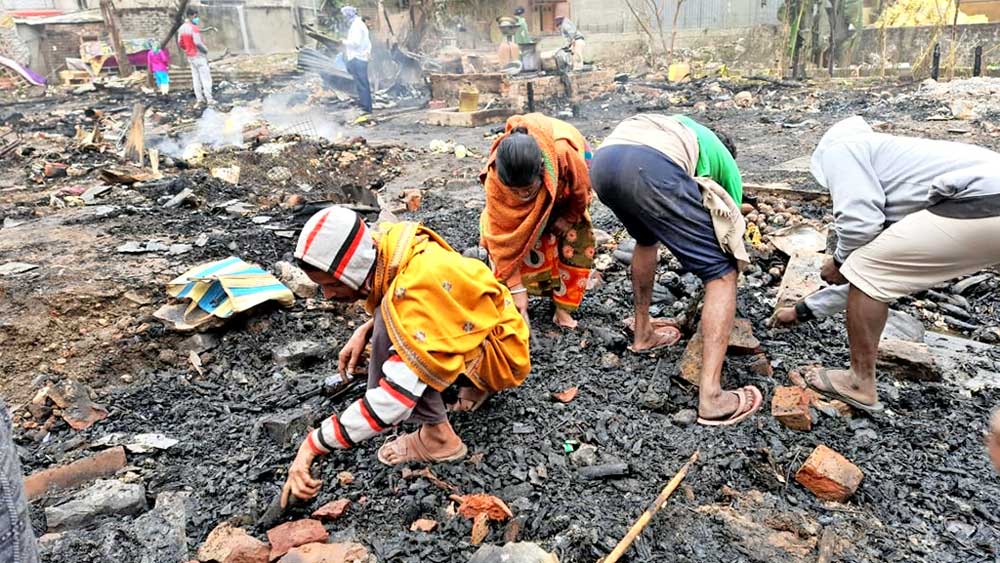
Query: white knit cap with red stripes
[{"left": 294, "top": 206, "right": 376, "bottom": 290}]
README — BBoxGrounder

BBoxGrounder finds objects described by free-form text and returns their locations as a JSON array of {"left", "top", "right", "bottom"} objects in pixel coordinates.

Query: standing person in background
[
  {"left": 513, "top": 7, "right": 532, "bottom": 48},
  {"left": 0, "top": 403, "right": 39, "bottom": 563},
  {"left": 146, "top": 42, "right": 171, "bottom": 95},
  {"left": 178, "top": 7, "right": 214, "bottom": 106},
  {"left": 554, "top": 15, "right": 585, "bottom": 70},
  {"left": 341, "top": 6, "right": 372, "bottom": 115}
]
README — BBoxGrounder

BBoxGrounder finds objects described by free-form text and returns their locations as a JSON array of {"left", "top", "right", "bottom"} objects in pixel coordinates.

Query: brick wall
[
  {"left": 41, "top": 22, "right": 103, "bottom": 76},
  {"left": 118, "top": 8, "right": 173, "bottom": 43}
]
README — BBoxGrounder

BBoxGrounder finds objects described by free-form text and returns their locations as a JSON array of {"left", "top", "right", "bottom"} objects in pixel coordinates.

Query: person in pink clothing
[{"left": 146, "top": 44, "right": 171, "bottom": 95}]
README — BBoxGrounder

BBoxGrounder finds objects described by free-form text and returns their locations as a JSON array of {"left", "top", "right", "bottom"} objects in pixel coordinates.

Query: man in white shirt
[{"left": 341, "top": 6, "right": 372, "bottom": 114}]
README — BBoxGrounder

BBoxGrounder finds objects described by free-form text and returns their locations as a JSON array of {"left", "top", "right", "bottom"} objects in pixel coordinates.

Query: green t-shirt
[
  {"left": 513, "top": 16, "right": 531, "bottom": 44},
  {"left": 675, "top": 114, "right": 743, "bottom": 205}
]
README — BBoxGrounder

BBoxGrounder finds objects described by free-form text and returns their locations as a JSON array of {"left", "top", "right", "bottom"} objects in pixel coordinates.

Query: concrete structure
[{"left": 6, "top": 0, "right": 318, "bottom": 78}]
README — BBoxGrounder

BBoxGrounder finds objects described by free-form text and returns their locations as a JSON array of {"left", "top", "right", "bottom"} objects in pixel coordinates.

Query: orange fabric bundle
[{"left": 479, "top": 113, "right": 592, "bottom": 285}]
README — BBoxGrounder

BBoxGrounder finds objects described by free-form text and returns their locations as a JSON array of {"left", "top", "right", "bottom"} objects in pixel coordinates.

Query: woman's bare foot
[
  {"left": 805, "top": 367, "right": 878, "bottom": 407},
  {"left": 988, "top": 409, "right": 1000, "bottom": 473},
  {"left": 377, "top": 422, "right": 466, "bottom": 465},
  {"left": 553, "top": 308, "right": 578, "bottom": 329}
]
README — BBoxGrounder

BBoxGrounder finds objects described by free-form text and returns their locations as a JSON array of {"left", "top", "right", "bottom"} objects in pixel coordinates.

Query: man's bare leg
[
  {"left": 696, "top": 270, "right": 742, "bottom": 419},
  {"left": 807, "top": 285, "right": 886, "bottom": 406},
  {"left": 631, "top": 243, "right": 680, "bottom": 350},
  {"left": 379, "top": 419, "right": 465, "bottom": 465}
]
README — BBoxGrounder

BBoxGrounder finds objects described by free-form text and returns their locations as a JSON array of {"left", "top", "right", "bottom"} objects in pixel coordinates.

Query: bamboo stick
[{"left": 601, "top": 451, "right": 699, "bottom": 563}]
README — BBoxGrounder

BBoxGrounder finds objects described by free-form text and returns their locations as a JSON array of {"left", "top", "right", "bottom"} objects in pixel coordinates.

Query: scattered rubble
[{"left": 44, "top": 479, "right": 146, "bottom": 531}]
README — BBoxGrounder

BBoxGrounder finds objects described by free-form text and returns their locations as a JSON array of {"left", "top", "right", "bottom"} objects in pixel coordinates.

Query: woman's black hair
[
  {"left": 712, "top": 128, "right": 737, "bottom": 159},
  {"left": 495, "top": 128, "right": 543, "bottom": 188}
]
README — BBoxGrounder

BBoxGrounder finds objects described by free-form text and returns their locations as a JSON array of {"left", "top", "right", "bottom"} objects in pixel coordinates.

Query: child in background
[{"left": 147, "top": 43, "right": 171, "bottom": 95}]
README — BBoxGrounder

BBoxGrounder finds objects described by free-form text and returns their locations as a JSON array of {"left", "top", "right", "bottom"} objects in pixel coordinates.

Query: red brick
[
  {"left": 267, "top": 519, "right": 329, "bottom": 561},
  {"left": 276, "top": 542, "right": 369, "bottom": 563},
  {"left": 311, "top": 499, "right": 350, "bottom": 522},
  {"left": 771, "top": 386, "right": 812, "bottom": 431},
  {"left": 24, "top": 446, "right": 127, "bottom": 501},
  {"left": 197, "top": 522, "right": 269, "bottom": 563},
  {"left": 795, "top": 445, "right": 864, "bottom": 502}
]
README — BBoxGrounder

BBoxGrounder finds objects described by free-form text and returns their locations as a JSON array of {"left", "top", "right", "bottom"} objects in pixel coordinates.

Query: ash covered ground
[{"left": 1, "top": 71, "right": 999, "bottom": 562}]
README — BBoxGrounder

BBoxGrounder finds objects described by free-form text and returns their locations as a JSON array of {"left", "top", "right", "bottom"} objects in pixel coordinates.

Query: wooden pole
[
  {"left": 600, "top": 451, "right": 699, "bottom": 563},
  {"left": 100, "top": 0, "right": 133, "bottom": 78},
  {"left": 948, "top": 0, "right": 960, "bottom": 80},
  {"left": 160, "top": 0, "right": 192, "bottom": 53},
  {"left": 123, "top": 103, "right": 145, "bottom": 167},
  {"left": 827, "top": 0, "right": 839, "bottom": 77}
]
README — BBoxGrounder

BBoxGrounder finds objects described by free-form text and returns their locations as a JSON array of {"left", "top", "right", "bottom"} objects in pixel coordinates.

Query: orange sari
[{"left": 479, "top": 114, "right": 595, "bottom": 311}]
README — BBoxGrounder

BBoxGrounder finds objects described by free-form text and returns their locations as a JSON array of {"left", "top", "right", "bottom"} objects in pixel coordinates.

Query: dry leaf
[
  {"left": 456, "top": 493, "right": 513, "bottom": 521},
  {"left": 188, "top": 351, "right": 204, "bottom": 376},
  {"left": 471, "top": 512, "right": 489, "bottom": 545},
  {"left": 550, "top": 386, "right": 579, "bottom": 403},
  {"left": 410, "top": 518, "right": 438, "bottom": 532}
]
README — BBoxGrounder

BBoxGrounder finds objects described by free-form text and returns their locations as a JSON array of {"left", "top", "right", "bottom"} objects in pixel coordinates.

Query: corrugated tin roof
[{"left": 13, "top": 8, "right": 103, "bottom": 25}]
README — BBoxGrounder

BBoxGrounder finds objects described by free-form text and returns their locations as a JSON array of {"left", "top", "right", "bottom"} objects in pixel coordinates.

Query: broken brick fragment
[
  {"left": 277, "top": 542, "right": 369, "bottom": 563},
  {"left": 550, "top": 386, "right": 578, "bottom": 403},
  {"left": 197, "top": 522, "right": 269, "bottom": 563},
  {"left": 876, "top": 338, "right": 940, "bottom": 381},
  {"left": 410, "top": 518, "right": 438, "bottom": 532},
  {"left": 677, "top": 332, "right": 704, "bottom": 386},
  {"left": 401, "top": 189, "right": 422, "bottom": 212},
  {"left": 24, "top": 446, "right": 127, "bottom": 501},
  {"left": 336, "top": 471, "right": 354, "bottom": 486},
  {"left": 771, "top": 386, "right": 812, "bottom": 431},
  {"left": 727, "top": 318, "right": 761, "bottom": 355},
  {"left": 311, "top": 499, "right": 351, "bottom": 522},
  {"left": 267, "top": 519, "right": 329, "bottom": 561},
  {"left": 44, "top": 162, "right": 68, "bottom": 178},
  {"left": 795, "top": 445, "right": 863, "bottom": 502},
  {"left": 749, "top": 354, "right": 773, "bottom": 377}
]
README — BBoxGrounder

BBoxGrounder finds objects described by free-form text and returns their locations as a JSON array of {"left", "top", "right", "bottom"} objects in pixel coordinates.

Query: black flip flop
[{"left": 806, "top": 368, "right": 885, "bottom": 413}]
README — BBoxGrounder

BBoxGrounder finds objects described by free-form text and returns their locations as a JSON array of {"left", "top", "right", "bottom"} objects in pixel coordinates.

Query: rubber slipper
[
  {"left": 806, "top": 368, "right": 884, "bottom": 413},
  {"left": 448, "top": 387, "right": 493, "bottom": 413},
  {"left": 697, "top": 385, "right": 763, "bottom": 427},
  {"left": 627, "top": 325, "right": 682, "bottom": 354},
  {"left": 623, "top": 316, "right": 681, "bottom": 335},
  {"left": 377, "top": 430, "right": 468, "bottom": 466}
]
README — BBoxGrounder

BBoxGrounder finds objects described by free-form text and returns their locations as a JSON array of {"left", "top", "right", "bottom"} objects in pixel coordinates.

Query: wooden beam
[
  {"left": 100, "top": 0, "right": 133, "bottom": 78},
  {"left": 160, "top": 0, "right": 191, "bottom": 52}
]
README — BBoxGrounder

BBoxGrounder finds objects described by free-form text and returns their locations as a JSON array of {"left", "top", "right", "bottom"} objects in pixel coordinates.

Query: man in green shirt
[{"left": 591, "top": 114, "right": 760, "bottom": 427}]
